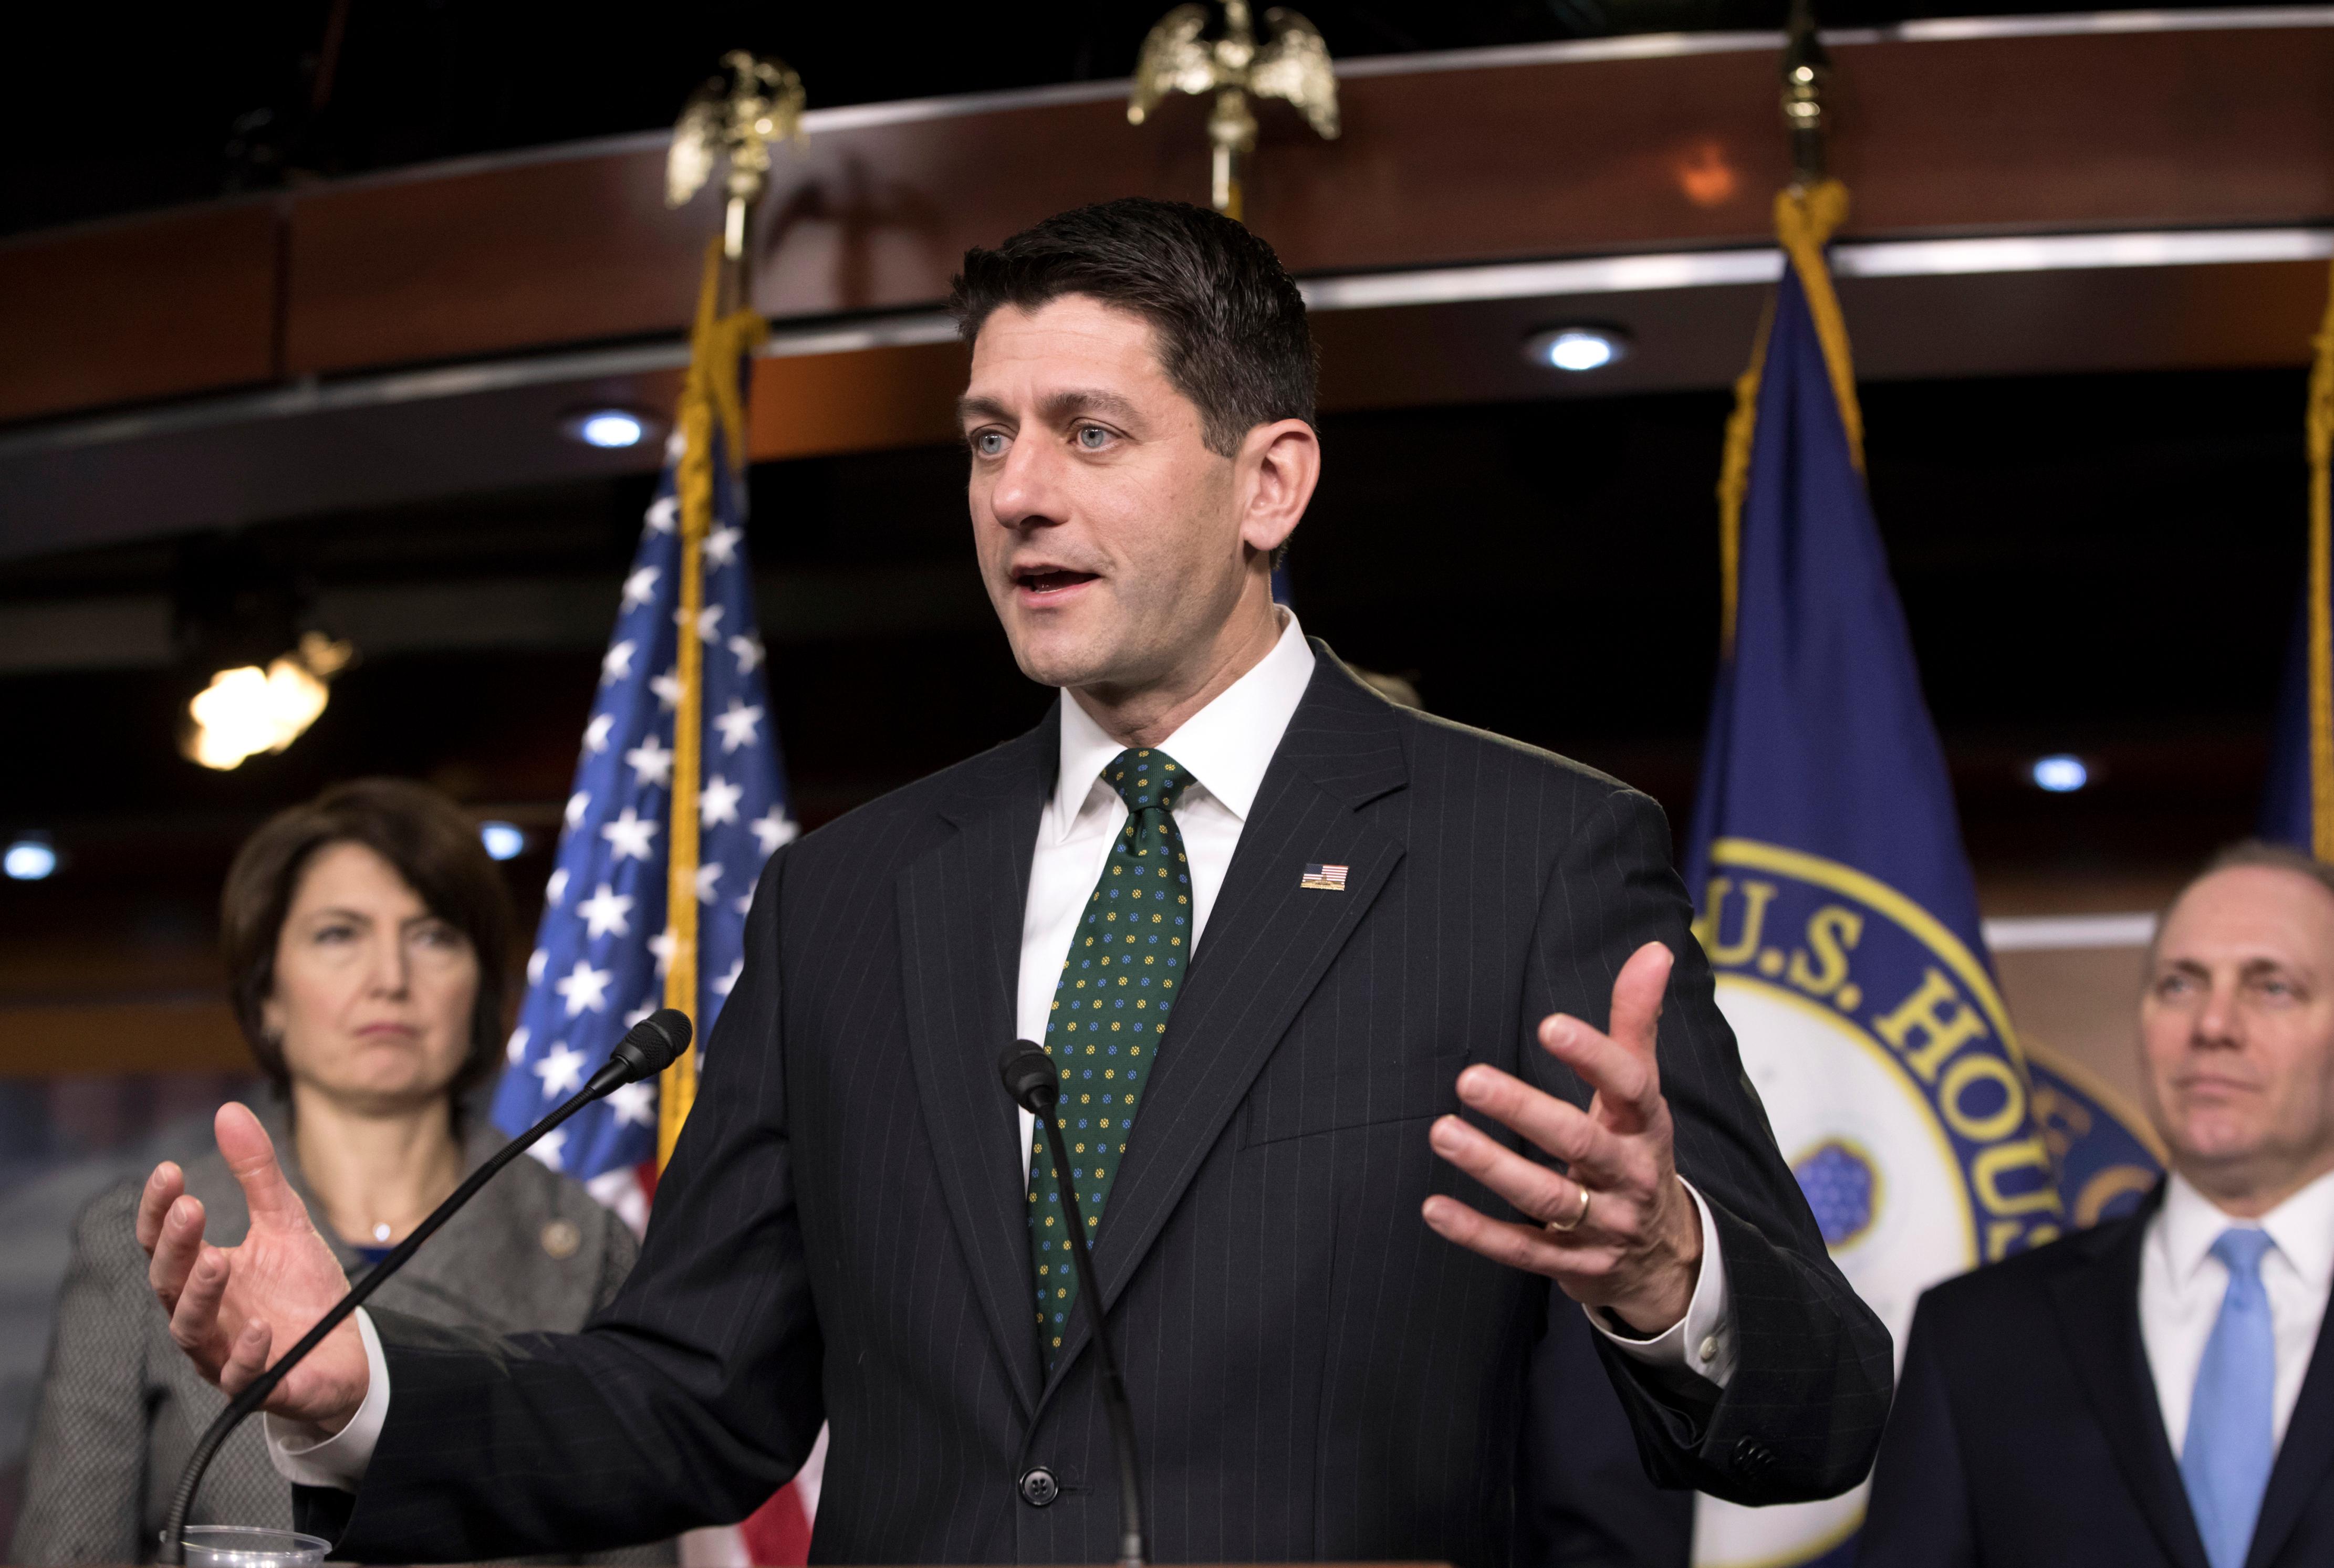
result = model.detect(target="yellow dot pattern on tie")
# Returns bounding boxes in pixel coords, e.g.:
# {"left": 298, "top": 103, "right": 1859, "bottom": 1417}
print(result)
{"left": 1028, "top": 748, "right": 1196, "bottom": 1367}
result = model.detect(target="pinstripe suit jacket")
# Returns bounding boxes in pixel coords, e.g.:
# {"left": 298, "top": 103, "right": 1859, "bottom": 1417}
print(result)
{"left": 311, "top": 645, "right": 1891, "bottom": 1565}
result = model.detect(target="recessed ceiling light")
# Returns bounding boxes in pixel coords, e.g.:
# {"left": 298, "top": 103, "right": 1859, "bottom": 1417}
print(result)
{"left": 1524, "top": 326, "right": 1632, "bottom": 373}
{"left": 4, "top": 837, "right": 57, "bottom": 880}
{"left": 480, "top": 821, "right": 527, "bottom": 861}
{"left": 559, "top": 407, "right": 661, "bottom": 450}
{"left": 2029, "top": 755, "right": 2090, "bottom": 793}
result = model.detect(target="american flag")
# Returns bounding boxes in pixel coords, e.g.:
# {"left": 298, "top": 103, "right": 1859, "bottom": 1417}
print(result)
{"left": 1300, "top": 862, "right": 1348, "bottom": 891}
{"left": 492, "top": 421, "right": 796, "bottom": 1221}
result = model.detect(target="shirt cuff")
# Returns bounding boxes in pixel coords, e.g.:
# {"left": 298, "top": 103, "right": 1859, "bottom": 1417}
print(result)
{"left": 262, "top": 1307, "right": 389, "bottom": 1490}
{"left": 1584, "top": 1178, "right": 1736, "bottom": 1389}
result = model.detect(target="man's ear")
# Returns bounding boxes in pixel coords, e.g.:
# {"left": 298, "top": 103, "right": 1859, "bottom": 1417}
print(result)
{"left": 1239, "top": 418, "right": 1320, "bottom": 560}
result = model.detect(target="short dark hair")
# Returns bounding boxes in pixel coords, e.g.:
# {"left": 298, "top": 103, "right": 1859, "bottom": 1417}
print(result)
{"left": 948, "top": 197, "right": 1318, "bottom": 458}
{"left": 2151, "top": 839, "right": 2334, "bottom": 966}
{"left": 222, "top": 778, "right": 513, "bottom": 1102}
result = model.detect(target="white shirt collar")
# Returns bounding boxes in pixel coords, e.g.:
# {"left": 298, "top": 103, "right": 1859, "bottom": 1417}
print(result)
{"left": 2161, "top": 1165, "right": 2334, "bottom": 1290}
{"left": 1049, "top": 609, "right": 1317, "bottom": 841}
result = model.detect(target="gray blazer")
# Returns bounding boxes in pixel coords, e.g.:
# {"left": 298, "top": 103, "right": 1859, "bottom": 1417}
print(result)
{"left": 8, "top": 1101, "right": 672, "bottom": 1566}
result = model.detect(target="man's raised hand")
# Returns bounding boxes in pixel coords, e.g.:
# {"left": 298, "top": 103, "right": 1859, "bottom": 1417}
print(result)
{"left": 1421, "top": 940, "right": 1704, "bottom": 1333}
{"left": 137, "top": 1103, "right": 370, "bottom": 1430}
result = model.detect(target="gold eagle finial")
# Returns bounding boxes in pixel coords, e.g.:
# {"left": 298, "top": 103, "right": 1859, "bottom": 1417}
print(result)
{"left": 1128, "top": 2, "right": 1338, "bottom": 219}
{"left": 668, "top": 50, "right": 808, "bottom": 259}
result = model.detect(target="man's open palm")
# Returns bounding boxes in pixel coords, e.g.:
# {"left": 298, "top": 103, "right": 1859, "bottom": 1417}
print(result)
{"left": 1421, "top": 940, "right": 1704, "bottom": 1333}
{"left": 137, "top": 1103, "right": 370, "bottom": 1430}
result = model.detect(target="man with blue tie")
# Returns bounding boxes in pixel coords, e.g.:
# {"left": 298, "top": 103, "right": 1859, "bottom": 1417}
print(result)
{"left": 1864, "top": 841, "right": 2334, "bottom": 1568}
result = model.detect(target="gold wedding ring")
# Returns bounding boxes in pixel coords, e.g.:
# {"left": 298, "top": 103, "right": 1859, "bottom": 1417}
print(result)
{"left": 1545, "top": 1185, "right": 1591, "bottom": 1234}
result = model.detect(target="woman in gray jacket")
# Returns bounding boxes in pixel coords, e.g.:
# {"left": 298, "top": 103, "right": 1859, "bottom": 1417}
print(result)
{"left": 11, "top": 779, "right": 667, "bottom": 1565}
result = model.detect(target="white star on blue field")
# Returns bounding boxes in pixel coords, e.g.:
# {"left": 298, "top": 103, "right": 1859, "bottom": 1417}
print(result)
{"left": 494, "top": 422, "right": 796, "bottom": 1183}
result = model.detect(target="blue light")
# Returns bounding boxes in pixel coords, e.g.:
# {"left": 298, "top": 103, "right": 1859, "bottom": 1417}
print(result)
{"left": 2030, "top": 755, "right": 2089, "bottom": 793}
{"left": 4, "top": 838, "right": 57, "bottom": 880}
{"left": 480, "top": 822, "right": 527, "bottom": 861}
{"left": 576, "top": 411, "right": 647, "bottom": 449}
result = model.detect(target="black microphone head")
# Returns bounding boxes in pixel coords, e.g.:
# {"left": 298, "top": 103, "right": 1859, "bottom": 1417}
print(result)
{"left": 609, "top": 1008, "right": 693, "bottom": 1083}
{"left": 998, "top": 1040, "right": 1058, "bottom": 1112}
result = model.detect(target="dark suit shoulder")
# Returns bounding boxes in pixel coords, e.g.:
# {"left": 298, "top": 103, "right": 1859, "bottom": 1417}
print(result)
{"left": 1915, "top": 1211, "right": 2148, "bottom": 1331}
{"left": 1395, "top": 703, "right": 1630, "bottom": 789}
{"left": 778, "top": 724, "right": 1048, "bottom": 868}
{"left": 1377, "top": 698, "right": 1665, "bottom": 849}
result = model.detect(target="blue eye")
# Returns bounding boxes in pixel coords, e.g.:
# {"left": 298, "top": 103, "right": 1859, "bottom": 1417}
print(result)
{"left": 973, "top": 431, "right": 1007, "bottom": 457}
{"left": 1076, "top": 425, "right": 1111, "bottom": 451}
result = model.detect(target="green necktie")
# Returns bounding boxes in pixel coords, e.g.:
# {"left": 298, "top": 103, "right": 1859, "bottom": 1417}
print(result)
{"left": 1029, "top": 746, "right": 1196, "bottom": 1369}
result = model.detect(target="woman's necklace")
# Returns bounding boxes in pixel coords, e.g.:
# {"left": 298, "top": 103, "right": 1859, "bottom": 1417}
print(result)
{"left": 342, "top": 1153, "right": 463, "bottom": 1247}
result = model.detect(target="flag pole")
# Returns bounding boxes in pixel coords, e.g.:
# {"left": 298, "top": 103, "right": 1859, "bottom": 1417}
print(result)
{"left": 659, "top": 245, "right": 720, "bottom": 1170}
{"left": 654, "top": 55, "right": 794, "bottom": 1169}
{"left": 1719, "top": 0, "right": 1860, "bottom": 654}
{"left": 2307, "top": 259, "right": 2334, "bottom": 860}
{"left": 659, "top": 244, "right": 770, "bottom": 1167}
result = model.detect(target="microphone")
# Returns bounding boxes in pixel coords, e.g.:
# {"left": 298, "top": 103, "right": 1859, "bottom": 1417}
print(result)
{"left": 157, "top": 1008, "right": 694, "bottom": 1565}
{"left": 998, "top": 1039, "right": 1146, "bottom": 1568}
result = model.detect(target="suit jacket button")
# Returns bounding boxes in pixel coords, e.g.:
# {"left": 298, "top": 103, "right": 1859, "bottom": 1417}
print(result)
{"left": 1018, "top": 1467, "right": 1059, "bottom": 1507}
{"left": 1731, "top": 1436, "right": 1774, "bottom": 1476}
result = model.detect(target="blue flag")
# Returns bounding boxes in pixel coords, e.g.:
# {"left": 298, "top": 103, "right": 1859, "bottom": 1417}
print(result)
{"left": 2264, "top": 598, "right": 2319, "bottom": 850}
{"left": 2024, "top": 1047, "right": 2161, "bottom": 1228}
{"left": 1681, "top": 184, "right": 2062, "bottom": 1568}
{"left": 493, "top": 393, "right": 796, "bottom": 1212}
{"left": 2268, "top": 275, "right": 2334, "bottom": 854}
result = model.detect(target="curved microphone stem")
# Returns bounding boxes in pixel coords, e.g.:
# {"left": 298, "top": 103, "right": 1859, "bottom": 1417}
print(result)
{"left": 1034, "top": 1097, "right": 1147, "bottom": 1567}
{"left": 158, "top": 1011, "right": 689, "bottom": 1565}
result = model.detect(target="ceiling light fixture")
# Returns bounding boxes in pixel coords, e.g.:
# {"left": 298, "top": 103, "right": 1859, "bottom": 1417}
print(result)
{"left": 559, "top": 407, "right": 662, "bottom": 450}
{"left": 184, "top": 631, "right": 356, "bottom": 771}
{"left": 2029, "top": 754, "right": 2090, "bottom": 793}
{"left": 1524, "top": 325, "right": 1631, "bottom": 373}
{"left": 4, "top": 837, "right": 57, "bottom": 881}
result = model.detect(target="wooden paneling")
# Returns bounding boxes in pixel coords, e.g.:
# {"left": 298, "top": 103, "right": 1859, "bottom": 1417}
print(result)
{"left": 0, "top": 202, "right": 279, "bottom": 424}
{"left": 0, "top": 1000, "right": 252, "bottom": 1078}
{"left": 283, "top": 148, "right": 706, "bottom": 375}
{"left": 7, "top": 24, "right": 2334, "bottom": 420}
{"left": 746, "top": 339, "right": 967, "bottom": 463}
{"left": 272, "top": 26, "right": 2334, "bottom": 380}
{"left": 1833, "top": 30, "right": 2334, "bottom": 235}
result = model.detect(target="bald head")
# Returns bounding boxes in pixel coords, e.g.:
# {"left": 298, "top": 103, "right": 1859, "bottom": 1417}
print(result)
{"left": 2139, "top": 854, "right": 2334, "bottom": 1215}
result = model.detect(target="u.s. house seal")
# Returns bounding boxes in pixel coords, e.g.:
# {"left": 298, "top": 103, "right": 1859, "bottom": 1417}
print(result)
{"left": 1688, "top": 839, "right": 2061, "bottom": 1568}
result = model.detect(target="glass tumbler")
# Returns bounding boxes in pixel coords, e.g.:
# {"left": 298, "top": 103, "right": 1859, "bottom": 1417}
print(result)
{"left": 166, "top": 1526, "right": 332, "bottom": 1568}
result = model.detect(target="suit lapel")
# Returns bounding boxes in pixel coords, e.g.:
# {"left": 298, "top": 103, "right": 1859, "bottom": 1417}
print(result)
{"left": 2246, "top": 1285, "right": 2334, "bottom": 1567}
{"left": 2047, "top": 1191, "right": 2211, "bottom": 1568}
{"left": 897, "top": 715, "right": 1055, "bottom": 1419}
{"left": 1041, "top": 651, "right": 1408, "bottom": 1400}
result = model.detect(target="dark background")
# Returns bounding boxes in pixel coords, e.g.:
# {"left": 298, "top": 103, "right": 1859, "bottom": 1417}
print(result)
{"left": 1, "top": 362, "right": 2299, "bottom": 998}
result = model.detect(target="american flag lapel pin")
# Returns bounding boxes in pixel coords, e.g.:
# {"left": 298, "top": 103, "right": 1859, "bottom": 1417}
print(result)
{"left": 1300, "top": 862, "right": 1349, "bottom": 891}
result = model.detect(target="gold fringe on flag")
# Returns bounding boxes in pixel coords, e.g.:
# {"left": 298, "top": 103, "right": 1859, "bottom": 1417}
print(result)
{"left": 2307, "top": 258, "right": 2334, "bottom": 861}
{"left": 659, "top": 239, "right": 769, "bottom": 1170}
{"left": 1717, "top": 179, "right": 1863, "bottom": 654}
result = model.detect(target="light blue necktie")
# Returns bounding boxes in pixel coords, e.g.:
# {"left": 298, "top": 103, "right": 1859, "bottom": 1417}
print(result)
{"left": 2182, "top": 1227, "right": 2278, "bottom": 1568}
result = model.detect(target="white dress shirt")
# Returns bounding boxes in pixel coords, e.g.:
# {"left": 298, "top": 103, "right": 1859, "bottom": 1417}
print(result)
{"left": 2142, "top": 1167, "right": 2334, "bottom": 1457}
{"left": 272, "top": 608, "right": 1732, "bottom": 1490}
{"left": 1014, "top": 608, "right": 1731, "bottom": 1384}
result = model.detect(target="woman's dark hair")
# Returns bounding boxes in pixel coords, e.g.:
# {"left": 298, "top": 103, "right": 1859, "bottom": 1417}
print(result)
{"left": 948, "top": 197, "right": 1319, "bottom": 458}
{"left": 221, "top": 778, "right": 513, "bottom": 1101}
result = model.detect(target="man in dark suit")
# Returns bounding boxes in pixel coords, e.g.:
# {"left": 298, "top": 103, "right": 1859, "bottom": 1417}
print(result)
{"left": 136, "top": 198, "right": 1890, "bottom": 1563}
{"left": 1864, "top": 842, "right": 2334, "bottom": 1568}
